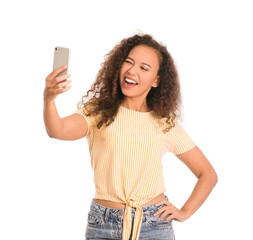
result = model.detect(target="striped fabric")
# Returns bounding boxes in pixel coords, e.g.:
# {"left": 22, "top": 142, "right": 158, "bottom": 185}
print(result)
{"left": 75, "top": 104, "right": 196, "bottom": 240}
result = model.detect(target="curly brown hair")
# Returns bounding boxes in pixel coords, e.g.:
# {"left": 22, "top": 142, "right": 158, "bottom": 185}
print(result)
{"left": 78, "top": 33, "right": 182, "bottom": 133}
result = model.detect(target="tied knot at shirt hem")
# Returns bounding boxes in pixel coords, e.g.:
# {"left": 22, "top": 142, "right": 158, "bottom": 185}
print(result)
{"left": 122, "top": 199, "right": 143, "bottom": 240}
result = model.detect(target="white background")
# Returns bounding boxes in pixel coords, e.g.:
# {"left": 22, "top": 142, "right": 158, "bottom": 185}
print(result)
{"left": 0, "top": 0, "right": 252, "bottom": 239}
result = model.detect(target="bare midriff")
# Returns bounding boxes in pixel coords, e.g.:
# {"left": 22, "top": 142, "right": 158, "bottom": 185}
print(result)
{"left": 93, "top": 193, "right": 165, "bottom": 209}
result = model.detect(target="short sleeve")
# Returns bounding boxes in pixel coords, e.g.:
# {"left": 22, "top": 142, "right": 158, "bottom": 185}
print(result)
{"left": 75, "top": 107, "right": 99, "bottom": 136}
{"left": 171, "top": 120, "right": 196, "bottom": 155}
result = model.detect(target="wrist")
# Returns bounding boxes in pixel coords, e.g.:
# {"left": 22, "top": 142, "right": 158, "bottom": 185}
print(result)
{"left": 43, "top": 97, "right": 55, "bottom": 105}
{"left": 179, "top": 208, "right": 192, "bottom": 221}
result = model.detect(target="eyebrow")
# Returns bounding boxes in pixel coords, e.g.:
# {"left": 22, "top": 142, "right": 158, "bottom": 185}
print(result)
{"left": 126, "top": 57, "right": 152, "bottom": 68}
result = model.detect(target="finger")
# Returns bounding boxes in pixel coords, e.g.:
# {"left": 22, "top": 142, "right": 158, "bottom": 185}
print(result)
{"left": 56, "top": 85, "right": 72, "bottom": 94}
{"left": 56, "top": 80, "right": 72, "bottom": 89}
{"left": 47, "top": 74, "right": 71, "bottom": 87}
{"left": 48, "top": 80, "right": 71, "bottom": 97}
{"left": 158, "top": 211, "right": 173, "bottom": 221}
{"left": 154, "top": 206, "right": 174, "bottom": 217}
{"left": 155, "top": 200, "right": 170, "bottom": 207}
{"left": 164, "top": 214, "right": 175, "bottom": 223}
{"left": 46, "top": 65, "right": 68, "bottom": 80}
{"left": 153, "top": 206, "right": 168, "bottom": 216}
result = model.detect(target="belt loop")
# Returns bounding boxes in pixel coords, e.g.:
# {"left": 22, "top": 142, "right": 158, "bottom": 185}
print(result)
{"left": 104, "top": 208, "right": 109, "bottom": 222}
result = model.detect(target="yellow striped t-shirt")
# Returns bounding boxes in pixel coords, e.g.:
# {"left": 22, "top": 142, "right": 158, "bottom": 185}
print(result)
{"left": 75, "top": 104, "right": 196, "bottom": 240}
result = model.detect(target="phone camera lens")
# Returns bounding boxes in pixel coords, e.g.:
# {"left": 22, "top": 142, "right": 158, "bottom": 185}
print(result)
{"left": 55, "top": 47, "right": 58, "bottom": 51}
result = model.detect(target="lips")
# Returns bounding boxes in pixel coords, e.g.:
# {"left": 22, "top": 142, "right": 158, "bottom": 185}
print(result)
{"left": 123, "top": 77, "right": 138, "bottom": 88}
{"left": 124, "top": 77, "right": 138, "bottom": 85}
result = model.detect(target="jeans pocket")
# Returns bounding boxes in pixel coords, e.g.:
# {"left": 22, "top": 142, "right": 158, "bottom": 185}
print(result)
{"left": 87, "top": 210, "right": 104, "bottom": 228}
{"left": 146, "top": 212, "right": 173, "bottom": 229}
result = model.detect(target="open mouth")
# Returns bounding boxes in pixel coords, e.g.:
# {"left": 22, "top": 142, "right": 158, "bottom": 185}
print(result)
{"left": 124, "top": 77, "right": 138, "bottom": 87}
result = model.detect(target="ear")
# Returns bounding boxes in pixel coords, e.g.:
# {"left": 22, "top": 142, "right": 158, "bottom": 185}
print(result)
{"left": 152, "top": 76, "right": 160, "bottom": 88}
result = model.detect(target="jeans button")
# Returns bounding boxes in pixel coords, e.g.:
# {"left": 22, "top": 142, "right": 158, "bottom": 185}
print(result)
{"left": 118, "top": 211, "right": 123, "bottom": 216}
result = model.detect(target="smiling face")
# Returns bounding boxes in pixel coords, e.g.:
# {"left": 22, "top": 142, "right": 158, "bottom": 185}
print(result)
{"left": 119, "top": 44, "right": 160, "bottom": 104}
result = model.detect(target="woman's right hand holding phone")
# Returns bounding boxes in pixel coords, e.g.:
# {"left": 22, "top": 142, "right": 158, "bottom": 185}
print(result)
{"left": 43, "top": 65, "right": 88, "bottom": 140}
{"left": 44, "top": 65, "right": 71, "bottom": 102}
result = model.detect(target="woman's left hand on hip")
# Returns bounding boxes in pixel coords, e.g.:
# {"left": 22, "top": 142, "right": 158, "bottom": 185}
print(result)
{"left": 153, "top": 200, "right": 188, "bottom": 222}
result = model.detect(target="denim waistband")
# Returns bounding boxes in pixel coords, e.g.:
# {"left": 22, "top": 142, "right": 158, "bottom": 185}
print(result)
{"left": 89, "top": 195, "right": 169, "bottom": 219}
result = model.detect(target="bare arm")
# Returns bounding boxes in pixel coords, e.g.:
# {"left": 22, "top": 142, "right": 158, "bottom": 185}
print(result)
{"left": 43, "top": 65, "right": 88, "bottom": 140}
{"left": 175, "top": 146, "right": 218, "bottom": 220}
{"left": 154, "top": 146, "right": 218, "bottom": 222}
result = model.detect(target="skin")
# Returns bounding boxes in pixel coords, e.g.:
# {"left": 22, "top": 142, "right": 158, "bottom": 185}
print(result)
{"left": 44, "top": 47, "right": 218, "bottom": 223}
{"left": 119, "top": 45, "right": 160, "bottom": 112}
{"left": 120, "top": 45, "right": 218, "bottom": 222}
{"left": 154, "top": 146, "right": 218, "bottom": 222}
{"left": 43, "top": 65, "right": 88, "bottom": 140}
{"left": 44, "top": 65, "right": 71, "bottom": 102}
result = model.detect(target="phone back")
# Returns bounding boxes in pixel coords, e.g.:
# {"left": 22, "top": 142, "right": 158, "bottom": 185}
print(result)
{"left": 53, "top": 46, "right": 69, "bottom": 76}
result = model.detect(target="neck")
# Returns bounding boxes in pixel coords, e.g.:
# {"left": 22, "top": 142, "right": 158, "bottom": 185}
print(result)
{"left": 121, "top": 99, "right": 151, "bottom": 112}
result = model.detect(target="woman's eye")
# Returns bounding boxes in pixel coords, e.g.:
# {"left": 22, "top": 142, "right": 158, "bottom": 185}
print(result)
{"left": 141, "top": 67, "right": 148, "bottom": 71}
{"left": 125, "top": 60, "right": 132, "bottom": 64}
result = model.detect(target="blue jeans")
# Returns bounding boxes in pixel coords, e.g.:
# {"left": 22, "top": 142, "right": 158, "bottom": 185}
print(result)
{"left": 85, "top": 195, "right": 175, "bottom": 240}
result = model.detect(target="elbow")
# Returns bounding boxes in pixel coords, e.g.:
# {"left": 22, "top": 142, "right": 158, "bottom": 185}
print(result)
{"left": 46, "top": 129, "right": 56, "bottom": 139}
{"left": 47, "top": 131, "right": 54, "bottom": 138}
{"left": 213, "top": 170, "right": 218, "bottom": 186}
{"left": 48, "top": 133, "right": 54, "bottom": 138}
{"left": 46, "top": 129, "right": 64, "bottom": 140}
{"left": 199, "top": 168, "right": 218, "bottom": 187}
{"left": 207, "top": 169, "right": 218, "bottom": 187}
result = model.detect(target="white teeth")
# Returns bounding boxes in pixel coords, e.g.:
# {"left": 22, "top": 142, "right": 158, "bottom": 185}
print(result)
{"left": 125, "top": 78, "right": 138, "bottom": 85}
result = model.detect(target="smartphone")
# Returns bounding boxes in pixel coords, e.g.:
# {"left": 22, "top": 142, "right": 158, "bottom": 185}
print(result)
{"left": 53, "top": 46, "right": 69, "bottom": 76}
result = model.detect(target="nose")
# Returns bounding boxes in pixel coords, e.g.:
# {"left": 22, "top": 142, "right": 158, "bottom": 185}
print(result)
{"left": 127, "top": 64, "right": 138, "bottom": 76}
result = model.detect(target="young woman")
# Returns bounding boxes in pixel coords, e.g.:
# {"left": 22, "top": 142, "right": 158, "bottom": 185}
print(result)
{"left": 43, "top": 33, "right": 218, "bottom": 240}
